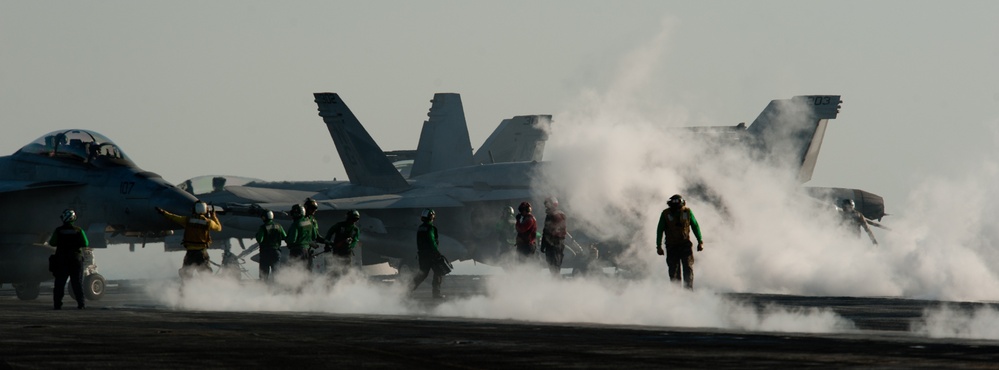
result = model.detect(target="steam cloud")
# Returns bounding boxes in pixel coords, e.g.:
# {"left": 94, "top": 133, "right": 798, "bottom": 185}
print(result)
{"left": 123, "top": 21, "right": 999, "bottom": 339}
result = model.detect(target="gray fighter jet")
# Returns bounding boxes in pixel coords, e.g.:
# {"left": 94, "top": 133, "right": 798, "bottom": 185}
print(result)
{"left": 673, "top": 96, "right": 886, "bottom": 221}
{"left": 0, "top": 129, "right": 198, "bottom": 300}
{"left": 251, "top": 94, "right": 877, "bottom": 268}
{"left": 153, "top": 94, "right": 551, "bottom": 269}
{"left": 170, "top": 93, "right": 884, "bottom": 274}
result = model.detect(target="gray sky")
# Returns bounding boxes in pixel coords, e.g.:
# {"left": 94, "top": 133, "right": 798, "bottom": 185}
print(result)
{"left": 3, "top": 0, "right": 998, "bottom": 217}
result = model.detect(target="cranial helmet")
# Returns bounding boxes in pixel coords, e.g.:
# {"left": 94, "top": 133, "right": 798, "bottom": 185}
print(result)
{"left": 518, "top": 201, "right": 532, "bottom": 213}
{"left": 667, "top": 194, "right": 685, "bottom": 208}
{"left": 504, "top": 206, "right": 515, "bottom": 217}
{"left": 421, "top": 209, "right": 436, "bottom": 219}
{"left": 841, "top": 199, "right": 855, "bottom": 209}
{"left": 261, "top": 210, "right": 274, "bottom": 221}
{"left": 544, "top": 196, "right": 558, "bottom": 209}
{"left": 304, "top": 198, "right": 318, "bottom": 214}
{"left": 194, "top": 201, "right": 209, "bottom": 215}
{"left": 290, "top": 204, "right": 304, "bottom": 218}
{"left": 347, "top": 209, "right": 360, "bottom": 220}
{"left": 61, "top": 209, "right": 77, "bottom": 224}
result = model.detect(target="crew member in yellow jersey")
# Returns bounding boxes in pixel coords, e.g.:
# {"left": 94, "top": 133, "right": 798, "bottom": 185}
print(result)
{"left": 156, "top": 201, "right": 222, "bottom": 279}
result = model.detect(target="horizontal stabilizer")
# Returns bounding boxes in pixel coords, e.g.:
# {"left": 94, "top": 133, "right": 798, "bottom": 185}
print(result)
{"left": 314, "top": 93, "right": 410, "bottom": 192}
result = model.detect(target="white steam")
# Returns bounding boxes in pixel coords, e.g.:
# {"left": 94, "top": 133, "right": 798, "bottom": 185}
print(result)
{"left": 433, "top": 266, "right": 853, "bottom": 333}
{"left": 912, "top": 305, "right": 999, "bottom": 340}
{"left": 127, "top": 21, "right": 999, "bottom": 340}
{"left": 539, "top": 20, "right": 999, "bottom": 305}
{"left": 146, "top": 264, "right": 854, "bottom": 334}
{"left": 151, "top": 268, "right": 412, "bottom": 315}
{"left": 540, "top": 25, "right": 902, "bottom": 297}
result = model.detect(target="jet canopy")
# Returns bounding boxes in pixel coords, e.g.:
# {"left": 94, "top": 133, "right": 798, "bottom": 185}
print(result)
{"left": 178, "top": 175, "right": 263, "bottom": 196}
{"left": 16, "top": 129, "right": 135, "bottom": 166}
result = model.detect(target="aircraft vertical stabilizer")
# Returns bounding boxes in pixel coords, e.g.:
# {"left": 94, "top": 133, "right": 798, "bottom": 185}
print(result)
{"left": 473, "top": 115, "right": 552, "bottom": 164}
{"left": 409, "top": 93, "right": 474, "bottom": 177}
{"left": 314, "top": 93, "right": 410, "bottom": 192}
{"left": 746, "top": 95, "right": 841, "bottom": 183}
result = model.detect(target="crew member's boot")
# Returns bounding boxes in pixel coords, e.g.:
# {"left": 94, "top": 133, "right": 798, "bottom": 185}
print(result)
{"left": 431, "top": 273, "right": 444, "bottom": 299}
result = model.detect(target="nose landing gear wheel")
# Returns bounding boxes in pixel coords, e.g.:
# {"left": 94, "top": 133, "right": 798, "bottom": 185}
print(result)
{"left": 69, "top": 273, "right": 106, "bottom": 301}
{"left": 84, "top": 273, "right": 106, "bottom": 301}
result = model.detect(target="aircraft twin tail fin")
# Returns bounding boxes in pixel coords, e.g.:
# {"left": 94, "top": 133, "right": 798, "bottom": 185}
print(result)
{"left": 314, "top": 93, "right": 410, "bottom": 192}
{"left": 746, "top": 95, "right": 841, "bottom": 183}
{"left": 409, "top": 93, "right": 474, "bottom": 178}
{"left": 472, "top": 115, "right": 552, "bottom": 164}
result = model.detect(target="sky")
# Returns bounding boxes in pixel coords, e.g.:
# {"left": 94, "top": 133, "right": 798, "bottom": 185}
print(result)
{"left": 4, "top": 1, "right": 999, "bottom": 338}
{"left": 3, "top": 0, "right": 997, "bottom": 210}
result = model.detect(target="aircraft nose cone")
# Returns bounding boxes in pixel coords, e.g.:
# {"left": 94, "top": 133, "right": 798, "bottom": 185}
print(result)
{"left": 152, "top": 186, "right": 199, "bottom": 216}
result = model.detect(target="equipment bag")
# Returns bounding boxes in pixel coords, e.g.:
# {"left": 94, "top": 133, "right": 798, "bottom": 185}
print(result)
{"left": 432, "top": 254, "right": 453, "bottom": 276}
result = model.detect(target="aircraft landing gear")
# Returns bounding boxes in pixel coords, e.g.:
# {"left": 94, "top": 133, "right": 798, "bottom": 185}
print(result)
{"left": 13, "top": 282, "right": 40, "bottom": 300}
{"left": 68, "top": 273, "right": 106, "bottom": 301}
{"left": 83, "top": 273, "right": 106, "bottom": 300}
{"left": 69, "top": 248, "right": 106, "bottom": 301}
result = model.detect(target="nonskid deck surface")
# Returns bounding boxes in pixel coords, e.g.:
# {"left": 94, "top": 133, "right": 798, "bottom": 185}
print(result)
{"left": 2, "top": 276, "right": 997, "bottom": 369}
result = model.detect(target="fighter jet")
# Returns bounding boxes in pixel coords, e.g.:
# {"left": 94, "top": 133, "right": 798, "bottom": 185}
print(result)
{"left": 672, "top": 95, "right": 886, "bottom": 221}
{"left": 172, "top": 93, "right": 885, "bottom": 274}
{"left": 153, "top": 93, "right": 551, "bottom": 269}
{"left": 265, "top": 94, "right": 879, "bottom": 269}
{"left": 0, "top": 129, "right": 198, "bottom": 300}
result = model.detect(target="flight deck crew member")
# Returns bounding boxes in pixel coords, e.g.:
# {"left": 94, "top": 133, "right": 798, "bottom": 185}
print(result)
{"left": 255, "top": 210, "right": 286, "bottom": 281}
{"left": 515, "top": 201, "right": 538, "bottom": 260}
{"left": 655, "top": 194, "right": 703, "bottom": 290}
{"left": 324, "top": 209, "right": 361, "bottom": 277}
{"left": 412, "top": 209, "right": 445, "bottom": 299}
{"left": 49, "top": 209, "right": 88, "bottom": 310}
{"left": 303, "top": 198, "right": 323, "bottom": 243}
{"left": 839, "top": 199, "right": 878, "bottom": 245}
{"left": 540, "top": 197, "right": 568, "bottom": 276}
{"left": 492, "top": 206, "right": 517, "bottom": 261}
{"left": 285, "top": 204, "right": 316, "bottom": 269}
{"left": 303, "top": 198, "right": 327, "bottom": 267}
{"left": 157, "top": 202, "right": 222, "bottom": 279}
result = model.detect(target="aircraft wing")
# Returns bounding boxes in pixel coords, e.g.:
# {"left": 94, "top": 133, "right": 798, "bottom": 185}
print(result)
{"left": 0, "top": 180, "right": 84, "bottom": 194}
{"left": 255, "top": 193, "right": 465, "bottom": 213}
{"left": 222, "top": 186, "right": 319, "bottom": 204}
{"left": 321, "top": 194, "right": 465, "bottom": 210}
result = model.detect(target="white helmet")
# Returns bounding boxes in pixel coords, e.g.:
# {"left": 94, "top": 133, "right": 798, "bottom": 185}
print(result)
{"left": 61, "top": 209, "right": 77, "bottom": 223}
{"left": 193, "top": 202, "right": 209, "bottom": 215}
{"left": 421, "top": 208, "right": 436, "bottom": 219}
{"left": 262, "top": 210, "right": 274, "bottom": 221}
{"left": 544, "top": 196, "right": 558, "bottom": 209}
